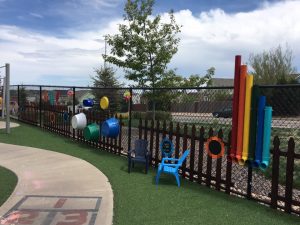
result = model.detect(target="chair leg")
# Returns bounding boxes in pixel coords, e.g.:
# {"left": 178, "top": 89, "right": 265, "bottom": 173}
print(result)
{"left": 128, "top": 158, "right": 131, "bottom": 173}
{"left": 145, "top": 159, "right": 149, "bottom": 174}
{"left": 156, "top": 170, "right": 162, "bottom": 185}
{"left": 132, "top": 161, "right": 135, "bottom": 168}
{"left": 175, "top": 173, "right": 180, "bottom": 187}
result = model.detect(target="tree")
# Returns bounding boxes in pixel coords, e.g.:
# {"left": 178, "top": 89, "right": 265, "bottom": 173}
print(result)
{"left": 91, "top": 66, "right": 122, "bottom": 113}
{"left": 249, "top": 45, "right": 297, "bottom": 85}
{"left": 105, "top": 0, "right": 181, "bottom": 88}
{"left": 249, "top": 45, "right": 300, "bottom": 116}
{"left": 143, "top": 68, "right": 215, "bottom": 112}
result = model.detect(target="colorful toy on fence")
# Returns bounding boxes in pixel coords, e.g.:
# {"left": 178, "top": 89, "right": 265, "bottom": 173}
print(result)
{"left": 49, "top": 91, "right": 55, "bottom": 105}
{"left": 236, "top": 65, "right": 247, "bottom": 162}
{"left": 205, "top": 136, "right": 225, "bottom": 159}
{"left": 115, "top": 112, "right": 129, "bottom": 119}
{"left": 67, "top": 89, "right": 74, "bottom": 96}
{"left": 42, "top": 90, "right": 49, "bottom": 102}
{"left": 230, "top": 55, "right": 241, "bottom": 160}
{"left": 84, "top": 123, "right": 100, "bottom": 141}
{"left": 101, "top": 118, "right": 120, "bottom": 138}
{"left": 240, "top": 74, "right": 254, "bottom": 165}
{"left": 261, "top": 106, "right": 272, "bottom": 170}
{"left": 83, "top": 98, "right": 94, "bottom": 107}
{"left": 63, "top": 112, "right": 69, "bottom": 122}
{"left": 229, "top": 55, "right": 272, "bottom": 170}
{"left": 247, "top": 85, "right": 260, "bottom": 164}
{"left": 55, "top": 90, "right": 60, "bottom": 104}
{"left": 160, "top": 138, "right": 174, "bottom": 158}
{"left": 50, "top": 112, "right": 55, "bottom": 123}
{"left": 253, "top": 96, "right": 266, "bottom": 167}
{"left": 71, "top": 113, "right": 87, "bottom": 130}
{"left": 100, "top": 96, "right": 109, "bottom": 110}
{"left": 123, "top": 91, "right": 131, "bottom": 103}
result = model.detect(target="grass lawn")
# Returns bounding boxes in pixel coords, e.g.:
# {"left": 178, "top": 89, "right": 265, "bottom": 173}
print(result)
{"left": 0, "top": 166, "right": 17, "bottom": 207}
{"left": 0, "top": 122, "right": 299, "bottom": 225}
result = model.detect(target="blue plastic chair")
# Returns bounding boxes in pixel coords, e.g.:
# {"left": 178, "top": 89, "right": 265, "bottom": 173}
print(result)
{"left": 156, "top": 150, "right": 190, "bottom": 187}
{"left": 128, "top": 139, "right": 149, "bottom": 174}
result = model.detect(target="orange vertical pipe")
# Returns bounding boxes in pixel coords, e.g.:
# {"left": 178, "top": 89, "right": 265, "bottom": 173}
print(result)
{"left": 235, "top": 65, "right": 247, "bottom": 162}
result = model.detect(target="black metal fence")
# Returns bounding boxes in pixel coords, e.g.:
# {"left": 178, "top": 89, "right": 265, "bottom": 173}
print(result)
{"left": 8, "top": 84, "right": 300, "bottom": 216}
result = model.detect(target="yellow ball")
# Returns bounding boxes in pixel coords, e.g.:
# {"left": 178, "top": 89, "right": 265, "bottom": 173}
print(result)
{"left": 100, "top": 96, "right": 109, "bottom": 110}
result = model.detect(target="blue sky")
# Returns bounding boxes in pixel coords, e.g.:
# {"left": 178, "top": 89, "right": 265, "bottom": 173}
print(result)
{"left": 0, "top": 0, "right": 299, "bottom": 86}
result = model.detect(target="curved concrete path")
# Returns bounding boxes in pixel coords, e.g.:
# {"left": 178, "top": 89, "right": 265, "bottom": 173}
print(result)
{"left": 0, "top": 121, "right": 19, "bottom": 129}
{"left": 0, "top": 143, "right": 113, "bottom": 225}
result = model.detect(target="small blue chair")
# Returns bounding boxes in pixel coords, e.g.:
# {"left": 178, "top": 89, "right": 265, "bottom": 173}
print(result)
{"left": 128, "top": 139, "right": 149, "bottom": 174}
{"left": 156, "top": 150, "right": 190, "bottom": 187}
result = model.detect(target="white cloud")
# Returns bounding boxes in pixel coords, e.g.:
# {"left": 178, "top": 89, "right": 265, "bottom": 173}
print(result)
{"left": 0, "top": 0, "right": 299, "bottom": 86}
{"left": 168, "top": 0, "right": 300, "bottom": 77}
{"left": 29, "top": 13, "right": 44, "bottom": 19}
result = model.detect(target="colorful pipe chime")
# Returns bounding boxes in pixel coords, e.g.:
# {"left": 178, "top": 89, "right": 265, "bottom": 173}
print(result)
{"left": 230, "top": 55, "right": 272, "bottom": 171}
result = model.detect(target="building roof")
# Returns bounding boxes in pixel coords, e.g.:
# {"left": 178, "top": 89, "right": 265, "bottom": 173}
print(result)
{"left": 210, "top": 78, "right": 234, "bottom": 87}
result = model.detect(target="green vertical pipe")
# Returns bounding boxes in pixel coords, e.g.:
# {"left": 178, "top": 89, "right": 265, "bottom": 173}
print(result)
{"left": 260, "top": 106, "right": 272, "bottom": 171}
{"left": 247, "top": 85, "right": 260, "bottom": 164}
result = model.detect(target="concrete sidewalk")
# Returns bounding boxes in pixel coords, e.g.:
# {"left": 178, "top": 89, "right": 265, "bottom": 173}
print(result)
{"left": 0, "top": 143, "right": 113, "bottom": 225}
{"left": 0, "top": 121, "right": 19, "bottom": 129}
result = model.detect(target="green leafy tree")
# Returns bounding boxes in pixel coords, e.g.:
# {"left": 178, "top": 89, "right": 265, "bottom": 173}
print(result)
{"left": 249, "top": 45, "right": 297, "bottom": 85}
{"left": 105, "top": 0, "right": 181, "bottom": 88}
{"left": 91, "top": 66, "right": 122, "bottom": 113}
{"left": 249, "top": 45, "right": 300, "bottom": 116}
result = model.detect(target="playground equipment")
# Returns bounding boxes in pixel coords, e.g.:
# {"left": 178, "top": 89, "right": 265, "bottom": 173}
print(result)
{"left": 160, "top": 138, "right": 174, "bottom": 158}
{"left": 254, "top": 96, "right": 266, "bottom": 167}
{"left": 0, "top": 63, "right": 10, "bottom": 134}
{"left": 236, "top": 65, "right": 247, "bottom": 162}
{"left": 83, "top": 123, "right": 100, "bottom": 141}
{"left": 230, "top": 55, "right": 241, "bottom": 160}
{"left": 101, "top": 118, "right": 120, "bottom": 138}
{"left": 115, "top": 112, "right": 129, "bottom": 119}
{"left": 240, "top": 75, "right": 254, "bottom": 165}
{"left": 71, "top": 113, "right": 87, "bottom": 129}
{"left": 83, "top": 98, "right": 94, "bottom": 107}
{"left": 100, "top": 96, "right": 109, "bottom": 110}
{"left": 261, "top": 106, "right": 272, "bottom": 170}
{"left": 205, "top": 136, "right": 225, "bottom": 159}
{"left": 228, "top": 55, "right": 272, "bottom": 170}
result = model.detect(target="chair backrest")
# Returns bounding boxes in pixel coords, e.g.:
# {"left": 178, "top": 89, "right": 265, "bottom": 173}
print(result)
{"left": 178, "top": 150, "right": 190, "bottom": 165}
{"left": 134, "top": 139, "right": 148, "bottom": 157}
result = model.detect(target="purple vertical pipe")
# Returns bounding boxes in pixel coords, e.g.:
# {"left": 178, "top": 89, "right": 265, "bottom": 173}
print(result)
{"left": 230, "top": 55, "right": 241, "bottom": 160}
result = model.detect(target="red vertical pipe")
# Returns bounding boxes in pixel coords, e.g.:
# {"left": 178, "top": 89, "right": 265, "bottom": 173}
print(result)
{"left": 235, "top": 65, "right": 247, "bottom": 161}
{"left": 230, "top": 55, "right": 241, "bottom": 160}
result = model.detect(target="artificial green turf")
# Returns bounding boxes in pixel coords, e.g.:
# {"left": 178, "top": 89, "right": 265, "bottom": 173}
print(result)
{"left": 0, "top": 123, "right": 299, "bottom": 225}
{"left": 0, "top": 166, "right": 18, "bottom": 206}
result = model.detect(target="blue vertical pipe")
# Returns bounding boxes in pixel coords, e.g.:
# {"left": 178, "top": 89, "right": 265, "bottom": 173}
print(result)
{"left": 253, "top": 96, "right": 266, "bottom": 167}
{"left": 260, "top": 106, "right": 272, "bottom": 170}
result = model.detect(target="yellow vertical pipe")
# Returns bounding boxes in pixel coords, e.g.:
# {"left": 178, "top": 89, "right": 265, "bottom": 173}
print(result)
{"left": 239, "top": 75, "right": 253, "bottom": 165}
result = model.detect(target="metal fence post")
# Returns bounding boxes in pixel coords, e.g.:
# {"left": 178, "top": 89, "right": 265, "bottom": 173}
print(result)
{"left": 17, "top": 85, "right": 20, "bottom": 121}
{"left": 5, "top": 63, "right": 10, "bottom": 134}
{"left": 247, "top": 166, "right": 253, "bottom": 199}
{"left": 72, "top": 87, "right": 76, "bottom": 139}
{"left": 127, "top": 88, "right": 133, "bottom": 172}
{"left": 39, "top": 86, "right": 42, "bottom": 127}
